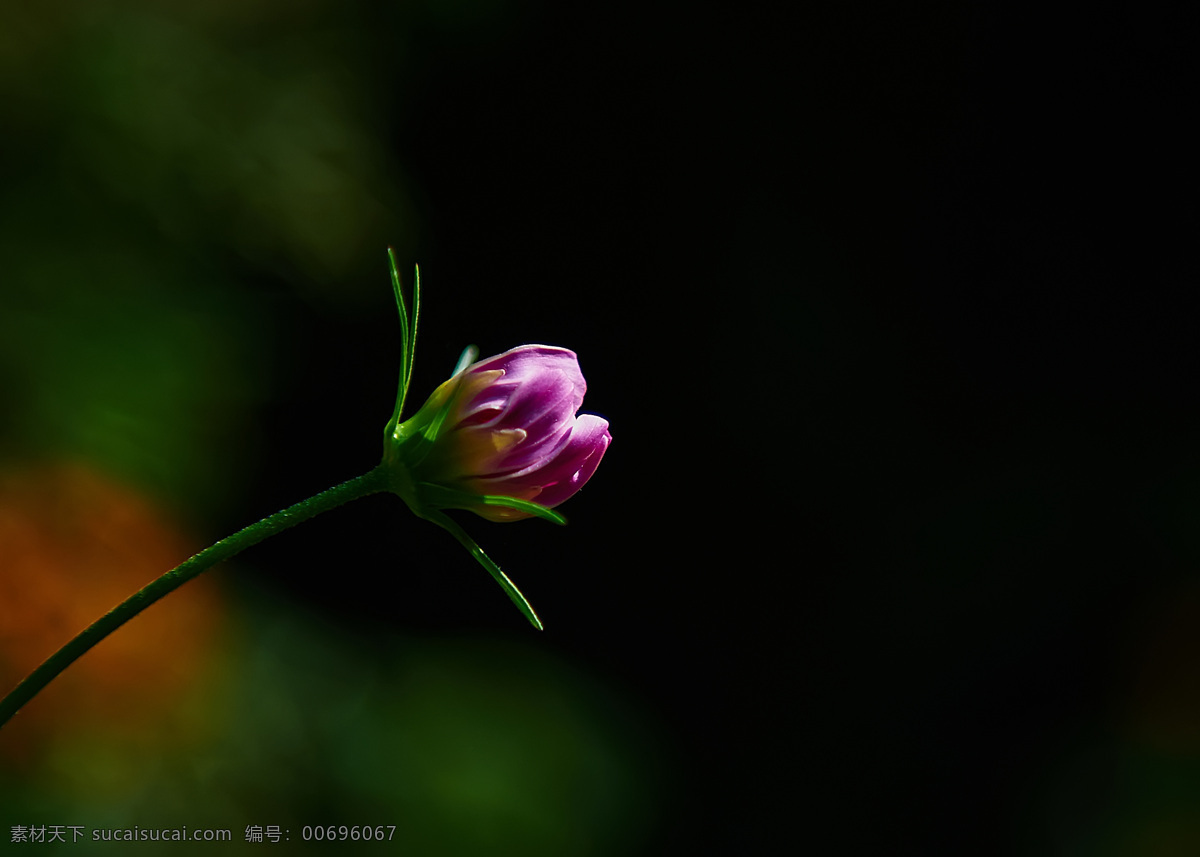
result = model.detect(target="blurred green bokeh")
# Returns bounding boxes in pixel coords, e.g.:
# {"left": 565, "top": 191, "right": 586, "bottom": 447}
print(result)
{"left": 1, "top": 0, "right": 414, "bottom": 509}
{"left": 0, "top": 2, "right": 661, "bottom": 853}
{"left": 2, "top": 595, "right": 659, "bottom": 855}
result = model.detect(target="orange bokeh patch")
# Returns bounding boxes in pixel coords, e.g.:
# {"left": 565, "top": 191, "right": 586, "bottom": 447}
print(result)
{"left": 0, "top": 463, "right": 222, "bottom": 763}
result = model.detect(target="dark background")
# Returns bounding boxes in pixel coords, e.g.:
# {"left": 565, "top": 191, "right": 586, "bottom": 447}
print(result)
{"left": 2, "top": 0, "right": 1197, "bottom": 853}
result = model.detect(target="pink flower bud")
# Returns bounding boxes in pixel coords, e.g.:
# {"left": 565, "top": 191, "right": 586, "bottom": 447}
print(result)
{"left": 390, "top": 345, "right": 611, "bottom": 521}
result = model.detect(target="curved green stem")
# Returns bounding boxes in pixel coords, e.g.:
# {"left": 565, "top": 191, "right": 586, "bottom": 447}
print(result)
{"left": 0, "top": 466, "right": 390, "bottom": 731}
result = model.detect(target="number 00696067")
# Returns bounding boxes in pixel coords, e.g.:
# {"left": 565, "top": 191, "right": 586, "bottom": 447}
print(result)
{"left": 301, "top": 826, "right": 397, "bottom": 842}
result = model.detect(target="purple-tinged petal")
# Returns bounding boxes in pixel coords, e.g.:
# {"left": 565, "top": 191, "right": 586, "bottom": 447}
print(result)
{"left": 527, "top": 416, "right": 611, "bottom": 508}
{"left": 473, "top": 414, "right": 611, "bottom": 510}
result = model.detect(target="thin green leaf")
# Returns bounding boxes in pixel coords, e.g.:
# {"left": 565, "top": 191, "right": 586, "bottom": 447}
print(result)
{"left": 425, "top": 510, "right": 544, "bottom": 630}
{"left": 407, "top": 264, "right": 420, "bottom": 407}
{"left": 388, "top": 248, "right": 411, "bottom": 424}
{"left": 476, "top": 494, "right": 568, "bottom": 525}
{"left": 418, "top": 483, "right": 568, "bottom": 525}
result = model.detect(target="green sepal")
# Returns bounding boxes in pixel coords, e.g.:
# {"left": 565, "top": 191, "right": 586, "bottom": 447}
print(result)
{"left": 422, "top": 509, "right": 544, "bottom": 630}
{"left": 452, "top": 344, "right": 478, "bottom": 377}
{"left": 382, "top": 356, "right": 470, "bottom": 476}
{"left": 475, "top": 494, "right": 567, "bottom": 525}
{"left": 418, "top": 482, "right": 568, "bottom": 525}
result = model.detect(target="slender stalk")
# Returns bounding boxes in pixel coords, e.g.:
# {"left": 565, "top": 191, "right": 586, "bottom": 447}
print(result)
{"left": 0, "top": 466, "right": 390, "bottom": 730}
